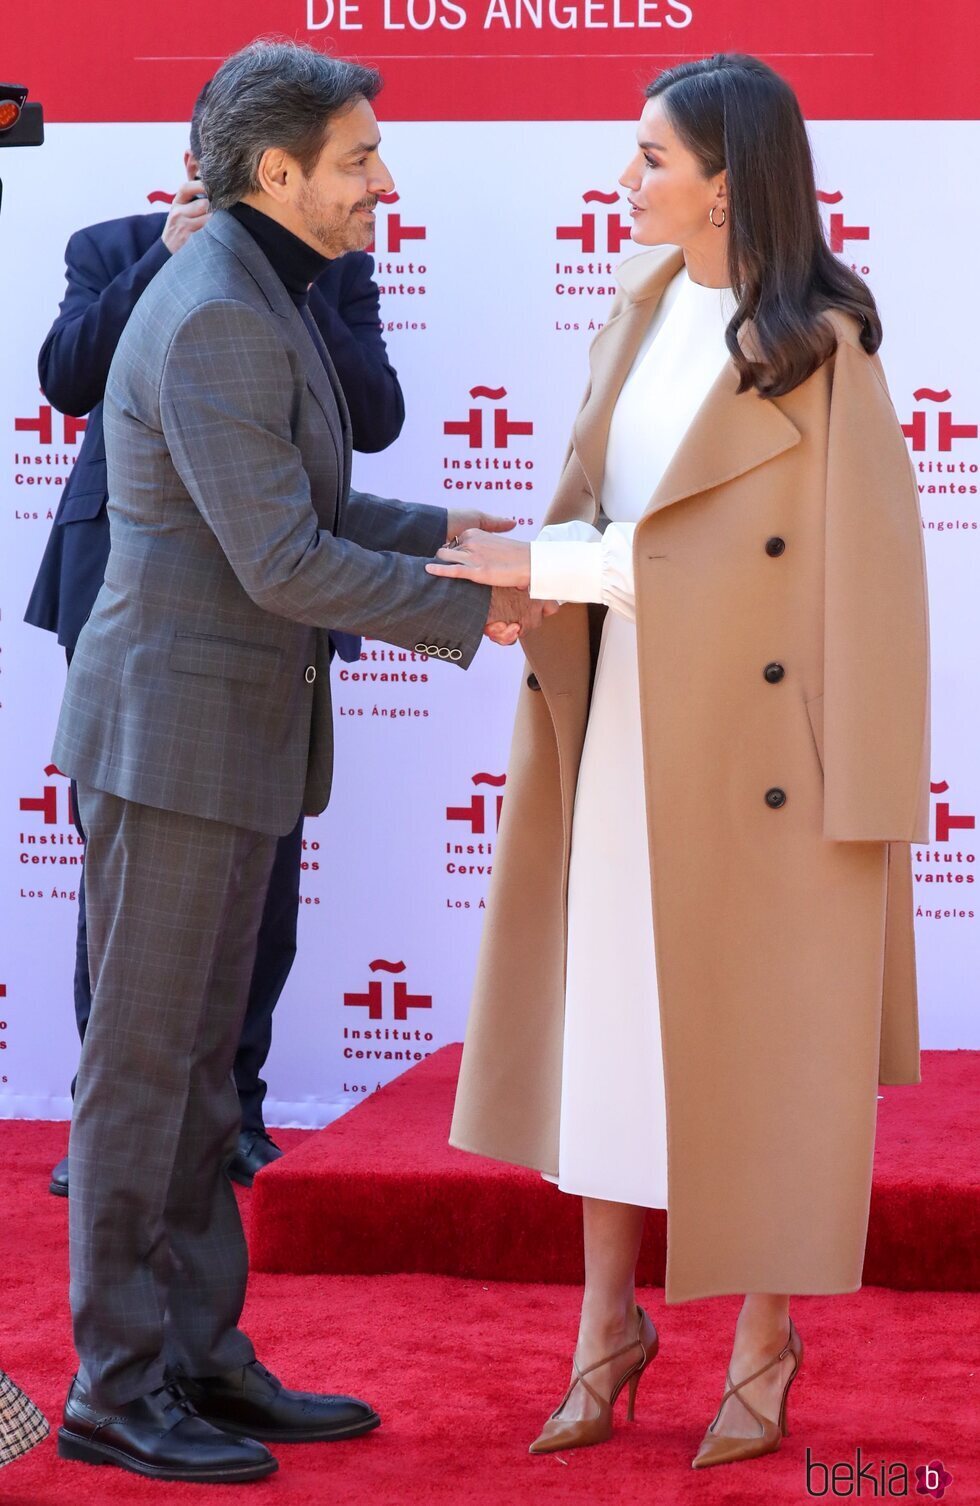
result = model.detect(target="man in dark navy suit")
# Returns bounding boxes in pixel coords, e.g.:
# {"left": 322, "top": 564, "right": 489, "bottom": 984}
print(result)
{"left": 26, "top": 87, "right": 406, "bottom": 1194}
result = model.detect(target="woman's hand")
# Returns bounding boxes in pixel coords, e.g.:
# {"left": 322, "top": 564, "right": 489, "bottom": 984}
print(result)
{"left": 426, "top": 529, "right": 531, "bottom": 588}
{"left": 445, "top": 510, "right": 517, "bottom": 544}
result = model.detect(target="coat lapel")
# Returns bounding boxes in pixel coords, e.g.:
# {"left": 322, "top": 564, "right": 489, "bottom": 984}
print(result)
{"left": 573, "top": 246, "right": 801, "bottom": 523}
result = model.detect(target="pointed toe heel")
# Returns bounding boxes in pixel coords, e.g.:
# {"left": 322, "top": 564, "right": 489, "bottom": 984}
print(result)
{"left": 691, "top": 1317, "right": 803, "bottom": 1470}
{"left": 529, "top": 1304, "right": 659, "bottom": 1456}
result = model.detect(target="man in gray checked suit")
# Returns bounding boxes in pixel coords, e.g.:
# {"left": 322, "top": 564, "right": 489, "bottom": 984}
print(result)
{"left": 51, "top": 41, "right": 543, "bottom": 1486}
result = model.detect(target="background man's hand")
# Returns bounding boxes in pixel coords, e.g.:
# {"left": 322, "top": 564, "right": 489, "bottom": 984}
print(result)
{"left": 162, "top": 181, "right": 211, "bottom": 255}
{"left": 445, "top": 510, "right": 516, "bottom": 544}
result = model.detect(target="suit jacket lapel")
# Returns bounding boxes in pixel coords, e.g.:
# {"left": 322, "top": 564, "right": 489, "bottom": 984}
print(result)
{"left": 295, "top": 305, "right": 353, "bottom": 505}
{"left": 573, "top": 245, "right": 801, "bottom": 523}
{"left": 204, "top": 212, "right": 350, "bottom": 498}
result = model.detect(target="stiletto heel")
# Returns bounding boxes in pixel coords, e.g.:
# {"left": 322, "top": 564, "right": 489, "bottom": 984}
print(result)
{"left": 529, "top": 1305, "right": 659, "bottom": 1455}
{"left": 691, "top": 1317, "right": 803, "bottom": 1470}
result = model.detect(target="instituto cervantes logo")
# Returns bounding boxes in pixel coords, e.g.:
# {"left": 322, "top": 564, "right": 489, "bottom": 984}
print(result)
{"left": 447, "top": 771, "right": 504, "bottom": 837}
{"left": 368, "top": 190, "right": 426, "bottom": 257}
{"left": 442, "top": 385, "right": 535, "bottom": 508}
{"left": 445, "top": 773, "right": 503, "bottom": 909}
{"left": 15, "top": 404, "right": 87, "bottom": 448}
{"left": 344, "top": 958, "right": 432, "bottom": 1022}
{"left": 19, "top": 764, "right": 76, "bottom": 828}
{"left": 368, "top": 192, "right": 428, "bottom": 332}
{"left": 444, "top": 386, "right": 532, "bottom": 451}
{"left": 904, "top": 388, "right": 978, "bottom": 532}
{"left": 903, "top": 389, "right": 977, "bottom": 456}
{"left": 915, "top": 778, "right": 976, "bottom": 924}
{"left": 13, "top": 395, "right": 86, "bottom": 506}
{"left": 557, "top": 189, "right": 632, "bottom": 257}
{"left": 816, "top": 188, "right": 870, "bottom": 271}
{"left": 554, "top": 190, "right": 628, "bottom": 321}
{"left": 341, "top": 959, "right": 435, "bottom": 1073}
{"left": 17, "top": 766, "right": 83, "bottom": 901}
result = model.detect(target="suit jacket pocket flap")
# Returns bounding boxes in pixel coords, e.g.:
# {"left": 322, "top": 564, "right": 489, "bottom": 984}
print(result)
{"left": 169, "top": 632, "right": 282, "bottom": 685}
{"left": 805, "top": 693, "right": 825, "bottom": 772}
{"left": 57, "top": 489, "right": 107, "bottom": 524}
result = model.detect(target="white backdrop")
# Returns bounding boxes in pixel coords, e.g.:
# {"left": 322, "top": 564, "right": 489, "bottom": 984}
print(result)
{"left": 1, "top": 119, "right": 977, "bottom": 1124}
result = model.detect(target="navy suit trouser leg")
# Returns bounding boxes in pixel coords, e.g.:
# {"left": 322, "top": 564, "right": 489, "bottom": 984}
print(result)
{"left": 234, "top": 811, "right": 304, "bottom": 1134}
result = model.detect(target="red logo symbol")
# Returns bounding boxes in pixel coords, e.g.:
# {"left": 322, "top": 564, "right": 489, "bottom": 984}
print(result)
{"left": 368, "top": 191, "right": 426, "bottom": 255}
{"left": 15, "top": 401, "right": 86, "bottom": 446}
{"left": 557, "top": 190, "right": 631, "bottom": 255}
{"left": 343, "top": 959, "right": 432, "bottom": 1021}
{"left": 816, "top": 189, "right": 870, "bottom": 254}
{"left": 444, "top": 386, "right": 533, "bottom": 450}
{"left": 901, "top": 389, "right": 977, "bottom": 452}
{"left": 930, "top": 781, "right": 976, "bottom": 843}
{"left": 447, "top": 773, "right": 505, "bottom": 835}
{"left": 147, "top": 189, "right": 175, "bottom": 205}
{"left": 19, "top": 765, "right": 74, "bottom": 827}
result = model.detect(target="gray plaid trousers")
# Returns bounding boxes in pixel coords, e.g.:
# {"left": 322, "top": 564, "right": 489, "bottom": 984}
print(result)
{"left": 69, "top": 784, "right": 278, "bottom": 1406}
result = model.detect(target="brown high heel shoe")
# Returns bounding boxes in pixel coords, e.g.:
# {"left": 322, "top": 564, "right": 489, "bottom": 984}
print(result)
{"left": 691, "top": 1316, "right": 803, "bottom": 1469}
{"left": 528, "top": 1305, "right": 659, "bottom": 1455}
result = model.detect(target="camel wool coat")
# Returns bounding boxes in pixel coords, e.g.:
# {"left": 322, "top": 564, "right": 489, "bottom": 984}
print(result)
{"left": 450, "top": 246, "right": 931, "bottom": 1304}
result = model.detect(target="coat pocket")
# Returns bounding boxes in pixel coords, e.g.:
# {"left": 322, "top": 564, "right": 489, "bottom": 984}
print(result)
{"left": 169, "top": 632, "right": 282, "bottom": 686}
{"left": 805, "top": 693, "right": 825, "bottom": 774}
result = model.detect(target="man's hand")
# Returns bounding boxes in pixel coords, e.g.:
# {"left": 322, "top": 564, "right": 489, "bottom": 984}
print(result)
{"left": 484, "top": 588, "right": 560, "bottom": 646}
{"left": 445, "top": 510, "right": 516, "bottom": 544}
{"left": 426, "top": 529, "right": 531, "bottom": 588}
{"left": 162, "top": 180, "right": 211, "bottom": 255}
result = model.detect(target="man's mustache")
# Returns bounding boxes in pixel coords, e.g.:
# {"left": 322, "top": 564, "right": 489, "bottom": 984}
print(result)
{"left": 352, "top": 196, "right": 378, "bottom": 213}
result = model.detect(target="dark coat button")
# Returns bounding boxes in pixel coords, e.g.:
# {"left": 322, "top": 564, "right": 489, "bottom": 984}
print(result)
{"left": 765, "top": 787, "right": 787, "bottom": 808}
{"left": 763, "top": 662, "right": 785, "bottom": 683}
{"left": 527, "top": 673, "right": 541, "bottom": 691}
{"left": 765, "top": 536, "right": 786, "bottom": 557}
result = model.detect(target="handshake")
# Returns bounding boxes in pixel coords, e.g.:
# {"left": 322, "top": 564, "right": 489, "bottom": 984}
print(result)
{"left": 429, "top": 510, "right": 560, "bottom": 645}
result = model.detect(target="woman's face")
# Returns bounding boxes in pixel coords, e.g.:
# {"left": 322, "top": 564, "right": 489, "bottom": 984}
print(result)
{"left": 619, "top": 96, "right": 726, "bottom": 248}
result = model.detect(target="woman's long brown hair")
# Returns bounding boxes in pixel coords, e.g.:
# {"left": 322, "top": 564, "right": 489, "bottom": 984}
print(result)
{"left": 646, "top": 54, "right": 882, "bottom": 398}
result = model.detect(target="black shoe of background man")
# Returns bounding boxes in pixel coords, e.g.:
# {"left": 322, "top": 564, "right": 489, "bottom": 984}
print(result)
{"left": 180, "top": 1360, "right": 381, "bottom": 1444}
{"left": 49, "top": 1156, "right": 70, "bottom": 1198}
{"left": 226, "top": 1129, "right": 284, "bottom": 1189}
{"left": 57, "top": 1376, "right": 277, "bottom": 1483}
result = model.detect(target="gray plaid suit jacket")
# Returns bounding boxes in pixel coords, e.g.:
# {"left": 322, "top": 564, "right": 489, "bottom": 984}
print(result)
{"left": 53, "top": 210, "right": 488, "bottom": 836}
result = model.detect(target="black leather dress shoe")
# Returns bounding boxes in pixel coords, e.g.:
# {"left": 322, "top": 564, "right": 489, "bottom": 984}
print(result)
{"left": 57, "top": 1376, "right": 277, "bottom": 1482}
{"left": 226, "top": 1130, "right": 284, "bottom": 1188}
{"left": 182, "top": 1360, "right": 381, "bottom": 1443}
{"left": 49, "top": 1156, "right": 70, "bottom": 1198}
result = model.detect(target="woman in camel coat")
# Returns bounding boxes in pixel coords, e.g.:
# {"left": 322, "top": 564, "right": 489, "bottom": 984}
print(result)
{"left": 428, "top": 53, "right": 930, "bottom": 1468}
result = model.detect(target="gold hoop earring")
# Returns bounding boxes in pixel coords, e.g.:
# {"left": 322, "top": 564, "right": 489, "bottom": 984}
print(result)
{"left": 709, "top": 205, "right": 727, "bottom": 228}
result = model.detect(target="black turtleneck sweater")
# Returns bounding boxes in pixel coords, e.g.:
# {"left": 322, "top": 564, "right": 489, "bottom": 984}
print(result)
{"left": 228, "top": 201, "right": 330, "bottom": 309}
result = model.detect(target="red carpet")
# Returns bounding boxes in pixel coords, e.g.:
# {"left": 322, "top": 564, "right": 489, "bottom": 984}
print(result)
{"left": 250, "top": 1045, "right": 980, "bottom": 1288}
{"left": 1, "top": 1118, "right": 978, "bottom": 1505}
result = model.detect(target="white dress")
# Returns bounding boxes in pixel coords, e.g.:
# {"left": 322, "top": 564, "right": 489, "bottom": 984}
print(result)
{"left": 529, "top": 265, "right": 738, "bottom": 1208}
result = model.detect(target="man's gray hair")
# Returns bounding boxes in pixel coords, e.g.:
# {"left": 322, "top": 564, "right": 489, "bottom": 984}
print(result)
{"left": 199, "top": 40, "right": 381, "bottom": 212}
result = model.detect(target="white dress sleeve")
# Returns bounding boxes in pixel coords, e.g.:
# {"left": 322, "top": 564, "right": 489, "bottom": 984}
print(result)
{"left": 529, "top": 520, "right": 638, "bottom": 621}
